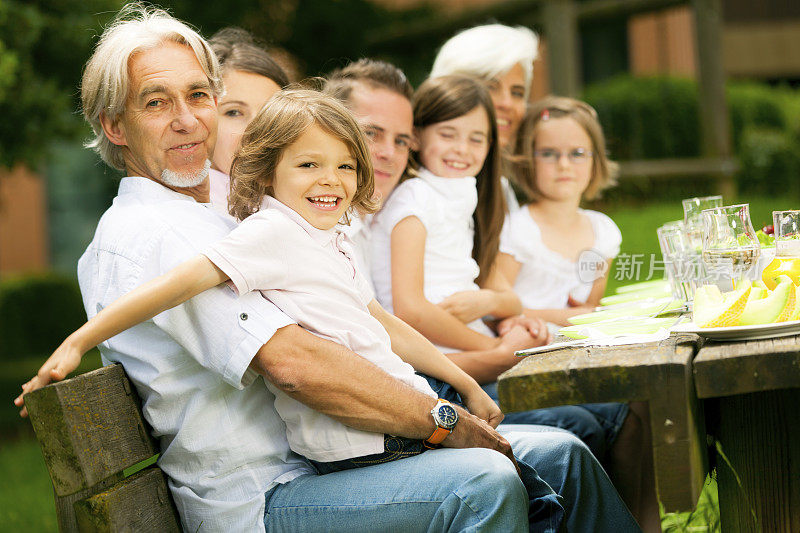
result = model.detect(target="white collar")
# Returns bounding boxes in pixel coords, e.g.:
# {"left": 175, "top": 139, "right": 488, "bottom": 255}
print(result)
{"left": 416, "top": 167, "right": 478, "bottom": 219}
{"left": 263, "top": 196, "right": 342, "bottom": 247}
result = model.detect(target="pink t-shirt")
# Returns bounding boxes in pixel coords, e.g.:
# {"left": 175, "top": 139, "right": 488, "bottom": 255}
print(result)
{"left": 203, "top": 197, "right": 435, "bottom": 462}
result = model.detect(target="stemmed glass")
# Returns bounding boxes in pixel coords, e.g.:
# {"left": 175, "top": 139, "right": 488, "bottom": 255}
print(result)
{"left": 701, "top": 204, "right": 761, "bottom": 291}
{"left": 683, "top": 195, "right": 723, "bottom": 251}
{"left": 760, "top": 210, "right": 800, "bottom": 288}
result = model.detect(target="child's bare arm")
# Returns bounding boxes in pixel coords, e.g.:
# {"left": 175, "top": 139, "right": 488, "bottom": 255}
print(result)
{"left": 437, "top": 258, "right": 522, "bottom": 324}
{"left": 584, "top": 263, "right": 611, "bottom": 307}
{"left": 367, "top": 299, "right": 503, "bottom": 427}
{"left": 14, "top": 255, "right": 227, "bottom": 417}
{"left": 390, "top": 217, "right": 501, "bottom": 352}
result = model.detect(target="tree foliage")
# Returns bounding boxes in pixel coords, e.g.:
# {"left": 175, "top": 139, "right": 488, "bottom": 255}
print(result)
{"left": 165, "top": 0, "right": 432, "bottom": 78}
{"left": 0, "top": 0, "right": 122, "bottom": 169}
{"left": 0, "top": 0, "right": 437, "bottom": 169}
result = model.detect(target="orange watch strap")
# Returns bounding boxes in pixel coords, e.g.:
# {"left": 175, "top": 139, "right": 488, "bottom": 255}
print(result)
{"left": 425, "top": 425, "right": 451, "bottom": 447}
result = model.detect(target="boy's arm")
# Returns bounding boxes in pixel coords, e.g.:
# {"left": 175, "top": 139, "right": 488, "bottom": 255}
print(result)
{"left": 367, "top": 299, "right": 503, "bottom": 427}
{"left": 14, "top": 255, "right": 227, "bottom": 416}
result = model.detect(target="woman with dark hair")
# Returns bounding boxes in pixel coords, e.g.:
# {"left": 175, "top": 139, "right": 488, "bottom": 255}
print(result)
{"left": 207, "top": 28, "right": 290, "bottom": 209}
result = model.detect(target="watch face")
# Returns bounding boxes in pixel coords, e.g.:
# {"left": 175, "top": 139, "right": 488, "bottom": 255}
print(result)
{"left": 437, "top": 404, "right": 458, "bottom": 428}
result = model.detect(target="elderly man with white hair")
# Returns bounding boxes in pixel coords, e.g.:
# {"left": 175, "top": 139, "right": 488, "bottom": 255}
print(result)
{"left": 18, "top": 6, "right": 641, "bottom": 533}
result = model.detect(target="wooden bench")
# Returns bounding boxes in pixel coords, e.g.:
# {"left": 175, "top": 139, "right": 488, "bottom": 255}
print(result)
{"left": 25, "top": 364, "right": 181, "bottom": 532}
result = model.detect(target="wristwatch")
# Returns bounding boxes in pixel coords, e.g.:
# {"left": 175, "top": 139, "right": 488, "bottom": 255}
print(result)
{"left": 424, "top": 399, "right": 458, "bottom": 448}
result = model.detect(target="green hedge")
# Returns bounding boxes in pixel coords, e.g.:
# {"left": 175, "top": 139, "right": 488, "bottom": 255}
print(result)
{"left": 0, "top": 272, "right": 85, "bottom": 359}
{"left": 582, "top": 76, "right": 800, "bottom": 201}
{"left": 584, "top": 76, "right": 700, "bottom": 160}
{"left": 738, "top": 127, "right": 800, "bottom": 197}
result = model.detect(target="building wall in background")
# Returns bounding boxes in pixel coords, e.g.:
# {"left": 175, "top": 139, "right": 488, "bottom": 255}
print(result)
{"left": 628, "top": 2, "right": 800, "bottom": 81}
{"left": 723, "top": 21, "right": 800, "bottom": 79}
{"left": 629, "top": 7, "right": 697, "bottom": 77}
{"left": 0, "top": 166, "right": 48, "bottom": 275}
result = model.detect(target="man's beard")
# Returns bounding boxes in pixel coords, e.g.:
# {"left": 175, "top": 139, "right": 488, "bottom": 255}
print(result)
{"left": 161, "top": 159, "right": 211, "bottom": 188}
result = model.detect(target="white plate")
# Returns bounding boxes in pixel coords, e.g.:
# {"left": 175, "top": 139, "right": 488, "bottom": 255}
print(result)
{"left": 671, "top": 319, "right": 800, "bottom": 341}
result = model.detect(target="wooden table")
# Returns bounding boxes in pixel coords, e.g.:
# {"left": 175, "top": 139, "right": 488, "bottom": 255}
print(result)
{"left": 498, "top": 333, "right": 708, "bottom": 513}
{"left": 693, "top": 335, "right": 800, "bottom": 532}
{"left": 498, "top": 331, "right": 800, "bottom": 529}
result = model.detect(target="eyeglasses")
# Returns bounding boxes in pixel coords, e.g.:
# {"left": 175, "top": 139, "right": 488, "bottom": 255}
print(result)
{"left": 533, "top": 148, "right": 593, "bottom": 165}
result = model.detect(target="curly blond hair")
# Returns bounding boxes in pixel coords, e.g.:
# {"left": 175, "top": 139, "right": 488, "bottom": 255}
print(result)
{"left": 228, "top": 89, "right": 378, "bottom": 222}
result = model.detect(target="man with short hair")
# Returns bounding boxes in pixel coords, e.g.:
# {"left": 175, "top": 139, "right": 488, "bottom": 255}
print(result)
{"left": 20, "top": 8, "right": 638, "bottom": 532}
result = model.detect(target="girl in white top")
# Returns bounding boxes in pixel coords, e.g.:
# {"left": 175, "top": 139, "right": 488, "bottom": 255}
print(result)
{"left": 43, "top": 90, "right": 499, "bottom": 469}
{"left": 497, "top": 96, "right": 621, "bottom": 326}
{"left": 497, "top": 96, "right": 663, "bottom": 530}
{"left": 372, "top": 75, "right": 529, "bottom": 358}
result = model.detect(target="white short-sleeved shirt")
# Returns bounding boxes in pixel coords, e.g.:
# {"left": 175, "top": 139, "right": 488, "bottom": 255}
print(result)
{"left": 371, "top": 168, "right": 496, "bottom": 351}
{"left": 338, "top": 212, "right": 374, "bottom": 280}
{"left": 78, "top": 177, "right": 311, "bottom": 533}
{"left": 500, "top": 205, "right": 622, "bottom": 309}
{"left": 205, "top": 197, "right": 436, "bottom": 462}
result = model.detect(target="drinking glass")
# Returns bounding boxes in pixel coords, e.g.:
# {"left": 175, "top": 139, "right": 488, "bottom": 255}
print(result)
{"left": 760, "top": 210, "right": 800, "bottom": 288}
{"left": 701, "top": 204, "right": 760, "bottom": 291}
{"left": 683, "top": 195, "right": 723, "bottom": 251}
{"left": 657, "top": 221, "right": 697, "bottom": 301}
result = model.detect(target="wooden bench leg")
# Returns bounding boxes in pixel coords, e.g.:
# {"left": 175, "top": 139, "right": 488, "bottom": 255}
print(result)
{"left": 713, "top": 389, "right": 800, "bottom": 533}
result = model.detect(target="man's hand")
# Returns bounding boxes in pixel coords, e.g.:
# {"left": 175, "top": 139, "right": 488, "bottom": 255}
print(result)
{"left": 437, "top": 290, "right": 494, "bottom": 324}
{"left": 443, "top": 406, "right": 520, "bottom": 475}
{"left": 13, "top": 341, "right": 83, "bottom": 417}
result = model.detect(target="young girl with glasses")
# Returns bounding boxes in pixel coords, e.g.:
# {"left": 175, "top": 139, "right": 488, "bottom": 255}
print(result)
{"left": 497, "top": 96, "right": 661, "bottom": 530}
{"left": 496, "top": 96, "right": 621, "bottom": 326}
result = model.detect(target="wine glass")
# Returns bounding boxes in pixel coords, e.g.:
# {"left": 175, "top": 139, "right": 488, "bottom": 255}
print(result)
{"left": 683, "top": 195, "right": 723, "bottom": 251}
{"left": 701, "top": 204, "right": 760, "bottom": 291}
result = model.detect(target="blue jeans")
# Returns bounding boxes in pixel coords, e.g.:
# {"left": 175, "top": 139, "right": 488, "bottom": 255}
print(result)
{"left": 481, "top": 381, "right": 629, "bottom": 459}
{"left": 310, "top": 378, "right": 565, "bottom": 530}
{"left": 264, "top": 430, "right": 640, "bottom": 532}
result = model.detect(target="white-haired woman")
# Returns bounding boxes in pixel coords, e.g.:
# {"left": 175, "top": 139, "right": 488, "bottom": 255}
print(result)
{"left": 431, "top": 24, "right": 537, "bottom": 212}
{"left": 431, "top": 23, "right": 537, "bottom": 153}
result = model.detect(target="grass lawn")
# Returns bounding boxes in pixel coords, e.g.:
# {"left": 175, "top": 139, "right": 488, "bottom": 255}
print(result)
{"left": 2, "top": 195, "right": 785, "bottom": 530}
{"left": 0, "top": 351, "right": 101, "bottom": 530}
{"left": 0, "top": 434, "right": 57, "bottom": 530}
